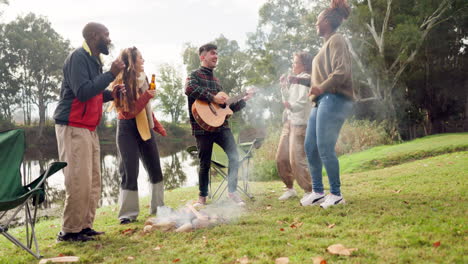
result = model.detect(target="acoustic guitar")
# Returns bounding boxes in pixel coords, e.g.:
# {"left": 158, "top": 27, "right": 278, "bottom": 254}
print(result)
{"left": 191, "top": 89, "right": 255, "bottom": 132}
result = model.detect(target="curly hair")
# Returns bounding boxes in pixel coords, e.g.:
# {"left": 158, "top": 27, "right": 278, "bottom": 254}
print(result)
{"left": 294, "top": 51, "right": 313, "bottom": 74}
{"left": 323, "top": 0, "right": 351, "bottom": 31}
{"left": 111, "top": 47, "right": 139, "bottom": 113}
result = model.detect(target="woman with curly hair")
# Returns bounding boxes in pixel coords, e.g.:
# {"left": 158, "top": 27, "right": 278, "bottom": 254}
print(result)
{"left": 301, "top": 0, "right": 354, "bottom": 209}
{"left": 276, "top": 51, "right": 313, "bottom": 201}
{"left": 111, "top": 47, "right": 166, "bottom": 224}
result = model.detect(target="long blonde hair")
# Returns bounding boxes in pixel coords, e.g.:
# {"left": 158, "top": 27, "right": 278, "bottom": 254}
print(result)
{"left": 112, "top": 47, "right": 140, "bottom": 113}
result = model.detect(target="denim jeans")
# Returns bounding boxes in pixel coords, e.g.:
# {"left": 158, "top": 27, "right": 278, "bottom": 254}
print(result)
{"left": 304, "top": 93, "right": 353, "bottom": 196}
{"left": 195, "top": 128, "right": 239, "bottom": 197}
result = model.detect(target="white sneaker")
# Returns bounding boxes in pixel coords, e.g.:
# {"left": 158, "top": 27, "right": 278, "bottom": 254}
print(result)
{"left": 320, "top": 194, "right": 346, "bottom": 209}
{"left": 227, "top": 192, "right": 245, "bottom": 206}
{"left": 278, "top": 189, "right": 297, "bottom": 200}
{"left": 300, "top": 192, "right": 312, "bottom": 204}
{"left": 300, "top": 192, "right": 325, "bottom": 206}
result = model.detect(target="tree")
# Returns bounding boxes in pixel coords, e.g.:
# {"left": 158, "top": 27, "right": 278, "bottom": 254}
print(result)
{"left": 243, "top": 0, "right": 323, "bottom": 124}
{"left": 0, "top": 23, "right": 20, "bottom": 123}
{"left": 4, "top": 13, "right": 71, "bottom": 136}
{"left": 155, "top": 64, "right": 186, "bottom": 124}
{"left": 346, "top": 0, "right": 457, "bottom": 137}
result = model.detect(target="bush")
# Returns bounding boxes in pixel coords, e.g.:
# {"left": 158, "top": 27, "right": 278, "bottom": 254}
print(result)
{"left": 336, "top": 119, "right": 395, "bottom": 155}
{"left": 251, "top": 126, "right": 281, "bottom": 181}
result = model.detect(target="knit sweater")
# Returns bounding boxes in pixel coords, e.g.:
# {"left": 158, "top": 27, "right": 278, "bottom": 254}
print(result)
{"left": 185, "top": 66, "right": 246, "bottom": 135}
{"left": 312, "top": 33, "right": 354, "bottom": 100}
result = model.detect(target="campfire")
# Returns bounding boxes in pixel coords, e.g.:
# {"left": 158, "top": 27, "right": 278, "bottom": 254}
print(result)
{"left": 144, "top": 200, "right": 244, "bottom": 233}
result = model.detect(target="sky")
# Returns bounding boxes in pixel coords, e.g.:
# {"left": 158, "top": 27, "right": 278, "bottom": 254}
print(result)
{"left": 2, "top": 0, "right": 267, "bottom": 74}
{"left": 1, "top": 0, "right": 267, "bottom": 120}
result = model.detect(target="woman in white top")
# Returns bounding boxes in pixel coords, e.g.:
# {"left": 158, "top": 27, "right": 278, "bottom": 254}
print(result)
{"left": 276, "top": 52, "right": 313, "bottom": 201}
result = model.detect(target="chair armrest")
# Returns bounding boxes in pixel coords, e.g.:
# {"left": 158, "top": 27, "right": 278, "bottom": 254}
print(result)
{"left": 25, "top": 162, "right": 67, "bottom": 191}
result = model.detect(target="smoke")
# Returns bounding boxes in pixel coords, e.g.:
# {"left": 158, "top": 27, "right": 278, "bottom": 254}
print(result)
{"left": 144, "top": 199, "right": 245, "bottom": 232}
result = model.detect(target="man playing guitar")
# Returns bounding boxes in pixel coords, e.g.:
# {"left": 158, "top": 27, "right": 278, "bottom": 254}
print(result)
{"left": 185, "top": 43, "right": 253, "bottom": 206}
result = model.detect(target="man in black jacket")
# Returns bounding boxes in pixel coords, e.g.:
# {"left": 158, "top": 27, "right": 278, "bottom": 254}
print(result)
{"left": 54, "top": 22, "right": 125, "bottom": 242}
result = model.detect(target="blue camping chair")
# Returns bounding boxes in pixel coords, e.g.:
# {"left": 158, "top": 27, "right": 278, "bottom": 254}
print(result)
{"left": 0, "top": 129, "right": 66, "bottom": 259}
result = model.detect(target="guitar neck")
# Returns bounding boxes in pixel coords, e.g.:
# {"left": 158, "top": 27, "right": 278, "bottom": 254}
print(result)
{"left": 226, "top": 91, "right": 246, "bottom": 105}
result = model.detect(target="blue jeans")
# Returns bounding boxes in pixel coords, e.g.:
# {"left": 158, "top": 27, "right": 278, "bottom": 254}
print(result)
{"left": 304, "top": 93, "right": 353, "bottom": 196}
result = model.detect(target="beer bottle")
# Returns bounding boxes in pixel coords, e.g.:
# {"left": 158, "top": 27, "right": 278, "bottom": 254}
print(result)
{"left": 149, "top": 74, "right": 156, "bottom": 90}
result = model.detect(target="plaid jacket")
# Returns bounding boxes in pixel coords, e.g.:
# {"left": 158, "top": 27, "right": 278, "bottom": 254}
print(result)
{"left": 185, "top": 66, "right": 246, "bottom": 135}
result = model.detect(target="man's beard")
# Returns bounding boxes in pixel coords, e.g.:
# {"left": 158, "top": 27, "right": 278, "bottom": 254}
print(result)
{"left": 97, "top": 40, "right": 109, "bottom": 55}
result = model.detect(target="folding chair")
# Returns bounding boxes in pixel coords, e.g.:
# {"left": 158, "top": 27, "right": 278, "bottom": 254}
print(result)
{"left": 0, "top": 129, "right": 66, "bottom": 259}
{"left": 186, "top": 138, "right": 262, "bottom": 201}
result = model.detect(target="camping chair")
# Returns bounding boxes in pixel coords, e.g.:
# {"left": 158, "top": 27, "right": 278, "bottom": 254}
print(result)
{"left": 186, "top": 138, "right": 262, "bottom": 202}
{"left": 0, "top": 129, "right": 66, "bottom": 259}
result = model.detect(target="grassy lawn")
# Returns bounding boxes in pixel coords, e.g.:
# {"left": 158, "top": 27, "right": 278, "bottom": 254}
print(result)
{"left": 339, "top": 133, "right": 468, "bottom": 174}
{"left": 2, "top": 133, "right": 468, "bottom": 263}
{"left": 1, "top": 149, "right": 467, "bottom": 263}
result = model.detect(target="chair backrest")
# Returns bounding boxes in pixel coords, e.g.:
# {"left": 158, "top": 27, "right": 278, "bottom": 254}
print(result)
{"left": 0, "top": 129, "right": 26, "bottom": 202}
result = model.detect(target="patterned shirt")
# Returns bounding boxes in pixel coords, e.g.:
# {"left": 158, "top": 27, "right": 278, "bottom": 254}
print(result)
{"left": 185, "top": 66, "right": 246, "bottom": 136}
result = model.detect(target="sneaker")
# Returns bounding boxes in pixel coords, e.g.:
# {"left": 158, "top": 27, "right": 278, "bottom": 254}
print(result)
{"left": 320, "top": 194, "right": 346, "bottom": 209}
{"left": 119, "top": 218, "right": 135, "bottom": 225}
{"left": 193, "top": 196, "right": 207, "bottom": 208}
{"left": 227, "top": 192, "right": 245, "bottom": 206}
{"left": 300, "top": 192, "right": 312, "bottom": 204}
{"left": 300, "top": 192, "right": 325, "bottom": 206}
{"left": 278, "top": 188, "right": 297, "bottom": 200}
{"left": 80, "top": 228, "right": 105, "bottom": 236}
{"left": 56, "top": 231, "right": 94, "bottom": 242}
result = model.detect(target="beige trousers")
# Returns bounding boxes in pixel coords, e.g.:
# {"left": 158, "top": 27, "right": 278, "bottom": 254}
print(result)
{"left": 275, "top": 121, "right": 312, "bottom": 192}
{"left": 55, "top": 125, "right": 101, "bottom": 233}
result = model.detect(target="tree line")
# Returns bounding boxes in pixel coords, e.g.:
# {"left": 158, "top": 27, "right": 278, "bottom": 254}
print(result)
{"left": 1, "top": 0, "right": 467, "bottom": 140}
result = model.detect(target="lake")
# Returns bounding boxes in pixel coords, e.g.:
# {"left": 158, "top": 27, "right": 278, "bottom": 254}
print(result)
{"left": 21, "top": 139, "right": 200, "bottom": 216}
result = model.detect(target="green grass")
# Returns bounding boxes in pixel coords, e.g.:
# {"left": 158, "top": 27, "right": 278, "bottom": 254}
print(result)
{"left": 1, "top": 150, "right": 467, "bottom": 263}
{"left": 339, "top": 133, "right": 468, "bottom": 173}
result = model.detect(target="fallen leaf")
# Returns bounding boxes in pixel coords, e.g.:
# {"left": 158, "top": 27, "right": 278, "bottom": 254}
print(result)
{"left": 294, "top": 222, "right": 303, "bottom": 228}
{"left": 172, "top": 259, "right": 181, "bottom": 263}
{"left": 276, "top": 220, "right": 285, "bottom": 225}
{"left": 127, "top": 256, "right": 134, "bottom": 260}
{"left": 327, "top": 223, "right": 336, "bottom": 229}
{"left": 270, "top": 190, "right": 276, "bottom": 193}
{"left": 153, "top": 246, "right": 162, "bottom": 251}
{"left": 393, "top": 189, "right": 401, "bottom": 194}
{"left": 433, "top": 241, "right": 441, "bottom": 248}
{"left": 202, "top": 236, "right": 208, "bottom": 245}
{"left": 290, "top": 224, "right": 297, "bottom": 229}
{"left": 266, "top": 205, "right": 272, "bottom": 210}
{"left": 327, "top": 244, "right": 358, "bottom": 256}
{"left": 58, "top": 253, "right": 64, "bottom": 257}
{"left": 275, "top": 257, "right": 289, "bottom": 264}
{"left": 287, "top": 242, "right": 292, "bottom": 247}
{"left": 39, "top": 256, "right": 79, "bottom": 264}
{"left": 403, "top": 201, "right": 409, "bottom": 204}
{"left": 121, "top": 228, "right": 136, "bottom": 235}
{"left": 237, "top": 256, "right": 249, "bottom": 264}
{"left": 312, "top": 256, "right": 327, "bottom": 264}
{"left": 100, "top": 212, "right": 107, "bottom": 215}
{"left": 112, "top": 207, "right": 117, "bottom": 212}
{"left": 49, "top": 224, "right": 57, "bottom": 228}
{"left": 280, "top": 228, "right": 285, "bottom": 232}
{"left": 119, "top": 247, "right": 127, "bottom": 251}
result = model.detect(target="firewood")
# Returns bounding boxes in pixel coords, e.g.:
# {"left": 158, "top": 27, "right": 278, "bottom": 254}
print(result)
{"left": 175, "top": 223, "right": 193, "bottom": 232}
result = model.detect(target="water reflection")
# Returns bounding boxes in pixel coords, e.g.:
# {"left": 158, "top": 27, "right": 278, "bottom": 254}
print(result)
{"left": 21, "top": 142, "right": 199, "bottom": 212}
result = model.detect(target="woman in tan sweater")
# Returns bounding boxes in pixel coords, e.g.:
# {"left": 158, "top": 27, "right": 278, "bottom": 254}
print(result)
{"left": 301, "top": 0, "right": 354, "bottom": 209}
